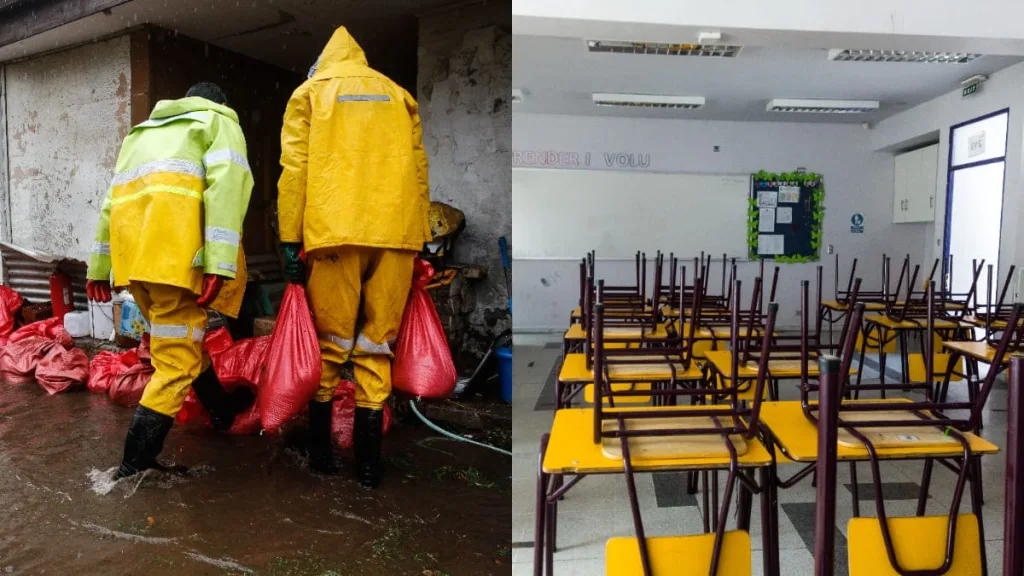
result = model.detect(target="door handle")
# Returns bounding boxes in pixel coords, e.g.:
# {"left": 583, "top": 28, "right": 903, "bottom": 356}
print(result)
{"left": 930, "top": 196, "right": 934, "bottom": 208}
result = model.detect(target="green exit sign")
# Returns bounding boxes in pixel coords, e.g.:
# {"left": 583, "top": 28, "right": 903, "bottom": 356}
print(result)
{"left": 963, "top": 82, "right": 980, "bottom": 97}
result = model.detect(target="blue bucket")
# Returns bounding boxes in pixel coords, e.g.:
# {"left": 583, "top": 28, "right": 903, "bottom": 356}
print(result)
{"left": 496, "top": 346, "right": 513, "bottom": 403}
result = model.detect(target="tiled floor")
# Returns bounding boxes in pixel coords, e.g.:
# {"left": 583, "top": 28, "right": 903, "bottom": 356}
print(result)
{"left": 511, "top": 341, "right": 1011, "bottom": 575}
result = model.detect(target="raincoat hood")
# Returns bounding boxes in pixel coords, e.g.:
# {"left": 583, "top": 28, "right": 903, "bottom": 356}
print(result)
{"left": 149, "top": 97, "right": 239, "bottom": 124}
{"left": 308, "top": 27, "right": 368, "bottom": 78}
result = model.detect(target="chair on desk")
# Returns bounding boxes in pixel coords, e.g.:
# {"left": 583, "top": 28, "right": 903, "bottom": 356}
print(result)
{"left": 535, "top": 285, "right": 784, "bottom": 576}
{"left": 810, "top": 328, "right": 1001, "bottom": 573}
{"left": 802, "top": 289, "right": 1005, "bottom": 575}
{"left": 557, "top": 267, "right": 698, "bottom": 410}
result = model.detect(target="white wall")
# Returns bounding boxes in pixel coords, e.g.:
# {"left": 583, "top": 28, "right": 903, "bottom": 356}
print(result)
{"left": 870, "top": 60, "right": 1024, "bottom": 283}
{"left": 513, "top": 0, "right": 1024, "bottom": 45}
{"left": 5, "top": 36, "right": 131, "bottom": 262}
{"left": 512, "top": 113, "right": 930, "bottom": 332}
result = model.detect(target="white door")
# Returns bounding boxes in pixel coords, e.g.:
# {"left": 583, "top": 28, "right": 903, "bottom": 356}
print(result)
{"left": 945, "top": 111, "right": 1008, "bottom": 306}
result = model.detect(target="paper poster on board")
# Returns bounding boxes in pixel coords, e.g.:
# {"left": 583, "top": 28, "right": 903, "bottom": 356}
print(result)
{"left": 778, "top": 186, "right": 800, "bottom": 203}
{"left": 757, "top": 234, "right": 784, "bottom": 255}
{"left": 757, "top": 191, "right": 778, "bottom": 207}
{"left": 759, "top": 208, "right": 776, "bottom": 232}
{"left": 776, "top": 207, "right": 793, "bottom": 224}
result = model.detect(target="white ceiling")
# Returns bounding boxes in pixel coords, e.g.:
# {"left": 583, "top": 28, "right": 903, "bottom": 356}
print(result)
{"left": 0, "top": 0, "right": 463, "bottom": 72}
{"left": 512, "top": 35, "right": 1024, "bottom": 123}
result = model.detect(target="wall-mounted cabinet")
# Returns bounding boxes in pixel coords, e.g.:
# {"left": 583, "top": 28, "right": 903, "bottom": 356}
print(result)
{"left": 893, "top": 144, "right": 939, "bottom": 224}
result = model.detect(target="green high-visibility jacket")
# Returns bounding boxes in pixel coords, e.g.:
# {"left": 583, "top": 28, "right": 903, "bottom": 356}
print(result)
{"left": 87, "top": 97, "right": 253, "bottom": 317}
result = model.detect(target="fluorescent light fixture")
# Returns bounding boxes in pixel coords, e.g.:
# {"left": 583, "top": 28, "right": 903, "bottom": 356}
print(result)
{"left": 828, "top": 49, "right": 981, "bottom": 63}
{"left": 512, "top": 89, "right": 524, "bottom": 104}
{"left": 593, "top": 93, "right": 705, "bottom": 109}
{"left": 587, "top": 39, "right": 741, "bottom": 57}
{"left": 767, "top": 98, "right": 880, "bottom": 114}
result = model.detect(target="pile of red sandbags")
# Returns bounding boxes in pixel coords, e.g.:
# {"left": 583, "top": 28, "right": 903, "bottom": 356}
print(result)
{"left": 0, "top": 286, "right": 24, "bottom": 344}
{"left": 87, "top": 341, "right": 154, "bottom": 406}
{"left": 1, "top": 317, "right": 85, "bottom": 393}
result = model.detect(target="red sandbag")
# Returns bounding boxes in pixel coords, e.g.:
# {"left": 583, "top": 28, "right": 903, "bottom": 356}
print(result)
{"left": 35, "top": 346, "right": 89, "bottom": 395}
{"left": 108, "top": 362, "right": 154, "bottom": 407}
{"left": 9, "top": 317, "right": 72, "bottom": 347}
{"left": 88, "top": 351, "right": 135, "bottom": 394}
{"left": 258, "top": 284, "right": 321, "bottom": 431}
{"left": 0, "top": 286, "right": 23, "bottom": 337}
{"left": 214, "top": 336, "right": 270, "bottom": 388}
{"left": 0, "top": 336, "right": 58, "bottom": 384}
{"left": 331, "top": 380, "right": 393, "bottom": 449}
{"left": 177, "top": 333, "right": 269, "bottom": 434}
{"left": 204, "top": 327, "right": 234, "bottom": 356}
{"left": 393, "top": 259, "right": 457, "bottom": 398}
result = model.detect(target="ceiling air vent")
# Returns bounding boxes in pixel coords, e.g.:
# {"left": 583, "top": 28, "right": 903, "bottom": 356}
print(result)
{"left": 766, "top": 98, "right": 879, "bottom": 114}
{"left": 587, "top": 40, "right": 742, "bottom": 58}
{"left": 593, "top": 93, "right": 705, "bottom": 110}
{"left": 828, "top": 49, "right": 982, "bottom": 63}
{"left": 512, "top": 89, "right": 524, "bottom": 104}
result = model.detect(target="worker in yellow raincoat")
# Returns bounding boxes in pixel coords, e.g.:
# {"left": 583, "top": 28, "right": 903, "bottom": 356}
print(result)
{"left": 277, "top": 27, "right": 430, "bottom": 487}
{"left": 86, "top": 83, "right": 255, "bottom": 479}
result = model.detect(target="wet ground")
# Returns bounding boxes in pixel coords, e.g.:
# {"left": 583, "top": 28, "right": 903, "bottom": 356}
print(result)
{"left": 0, "top": 384, "right": 511, "bottom": 575}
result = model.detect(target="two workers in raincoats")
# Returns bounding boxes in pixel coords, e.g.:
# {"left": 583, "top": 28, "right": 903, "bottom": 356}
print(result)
{"left": 85, "top": 28, "right": 429, "bottom": 488}
{"left": 86, "top": 82, "right": 255, "bottom": 478}
{"left": 278, "top": 27, "right": 431, "bottom": 488}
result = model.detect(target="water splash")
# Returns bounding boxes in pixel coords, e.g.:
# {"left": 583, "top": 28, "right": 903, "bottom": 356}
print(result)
{"left": 86, "top": 467, "right": 121, "bottom": 496}
{"left": 69, "top": 520, "right": 177, "bottom": 545}
{"left": 183, "top": 552, "right": 254, "bottom": 574}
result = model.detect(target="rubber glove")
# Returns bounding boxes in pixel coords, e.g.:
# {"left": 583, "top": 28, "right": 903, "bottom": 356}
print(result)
{"left": 281, "top": 243, "right": 305, "bottom": 284}
{"left": 86, "top": 280, "right": 112, "bottom": 303}
{"left": 196, "top": 275, "right": 224, "bottom": 308}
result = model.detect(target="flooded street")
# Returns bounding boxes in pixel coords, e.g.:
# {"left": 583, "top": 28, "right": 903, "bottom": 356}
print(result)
{"left": 0, "top": 384, "right": 510, "bottom": 575}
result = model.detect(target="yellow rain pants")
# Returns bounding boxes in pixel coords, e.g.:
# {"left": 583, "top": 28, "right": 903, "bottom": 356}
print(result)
{"left": 130, "top": 281, "right": 209, "bottom": 417}
{"left": 306, "top": 246, "right": 415, "bottom": 408}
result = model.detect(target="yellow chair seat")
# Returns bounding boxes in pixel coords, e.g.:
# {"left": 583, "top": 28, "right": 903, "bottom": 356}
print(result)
{"left": 560, "top": 353, "right": 701, "bottom": 384}
{"left": 584, "top": 383, "right": 653, "bottom": 405}
{"left": 907, "top": 353, "right": 965, "bottom": 383}
{"left": 857, "top": 329, "right": 897, "bottom": 353}
{"left": 848, "top": 514, "right": 980, "bottom": 575}
{"left": 572, "top": 305, "right": 652, "bottom": 319}
{"left": 863, "top": 314, "right": 959, "bottom": 331}
{"left": 822, "top": 300, "right": 888, "bottom": 312}
{"left": 606, "top": 531, "right": 751, "bottom": 576}
{"left": 543, "top": 408, "right": 773, "bottom": 474}
{"left": 564, "top": 323, "right": 671, "bottom": 341}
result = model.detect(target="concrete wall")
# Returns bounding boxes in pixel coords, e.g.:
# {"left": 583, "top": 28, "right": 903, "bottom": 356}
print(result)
{"left": 512, "top": 113, "right": 930, "bottom": 332}
{"left": 418, "top": 1, "right": 512, "bottom": 348}
{"left": 870, "top": 60, "right": 1024, "bottom": 285}
{"left": 5, "top": 36, "right": 131, "bottom": 262}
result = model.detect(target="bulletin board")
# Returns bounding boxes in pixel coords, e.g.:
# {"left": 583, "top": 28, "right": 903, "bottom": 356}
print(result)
{"left": 747, "top": 170, "right": 825, "bottom": 263}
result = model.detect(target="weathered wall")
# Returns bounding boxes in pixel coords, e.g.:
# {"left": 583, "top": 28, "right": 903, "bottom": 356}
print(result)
{"left": 418, "top": 0, "right": 512, "bottom": 350}
{"left": 5, "top": 36, "right": 131, "bottom": 261}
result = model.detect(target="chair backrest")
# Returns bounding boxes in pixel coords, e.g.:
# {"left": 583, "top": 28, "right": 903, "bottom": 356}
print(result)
{"left": 591, "top": 278, "right": 780, "bottom": 443}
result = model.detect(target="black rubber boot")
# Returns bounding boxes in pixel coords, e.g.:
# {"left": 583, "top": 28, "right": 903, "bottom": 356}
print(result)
{"left": 308, "top": 400, "right": 339, "bottom": 475}
{"left": 115, "top": 405, "right": 175, "bottom": 479}
{"left": 354, "top": 407, "right": 384, "bottom": 489}
{"left": 192, "top": 368, "right": 254, "bottom": 431}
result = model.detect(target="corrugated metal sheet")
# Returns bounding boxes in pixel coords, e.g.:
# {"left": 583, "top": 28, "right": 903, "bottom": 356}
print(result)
{"left": 0, "top": 243, "right": 88, "bottom": 310}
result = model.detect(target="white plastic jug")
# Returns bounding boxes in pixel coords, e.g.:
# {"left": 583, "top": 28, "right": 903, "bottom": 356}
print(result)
{"left": 63, "top": 311, "right": 92, "bottom": 338}
{"left": 89, "top": 301, "right": 115, "bottom": 340}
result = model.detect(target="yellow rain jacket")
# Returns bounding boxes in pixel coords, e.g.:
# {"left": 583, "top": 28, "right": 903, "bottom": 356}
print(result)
{"left": 277, "top": 27, "right": 431, "bottom": 252}
{"left": 87, "top": 97, "right": 253, "bottom": 317}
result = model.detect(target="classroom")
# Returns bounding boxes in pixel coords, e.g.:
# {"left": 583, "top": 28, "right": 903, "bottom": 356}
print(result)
{"left": 511, "top": 2, "right": 1024, "bottom": 575}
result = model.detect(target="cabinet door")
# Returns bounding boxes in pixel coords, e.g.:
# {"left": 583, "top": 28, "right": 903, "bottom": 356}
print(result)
{"left": 906, "top": 145, "right": 938, "bottom": 223}
{"left": 893, "top": 151, "right": 911, "bottom": 223}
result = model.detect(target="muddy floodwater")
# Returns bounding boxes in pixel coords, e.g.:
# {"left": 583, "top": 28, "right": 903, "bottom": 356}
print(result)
{"left": 0, "top": 384, "right": 510, "bottom": 575}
